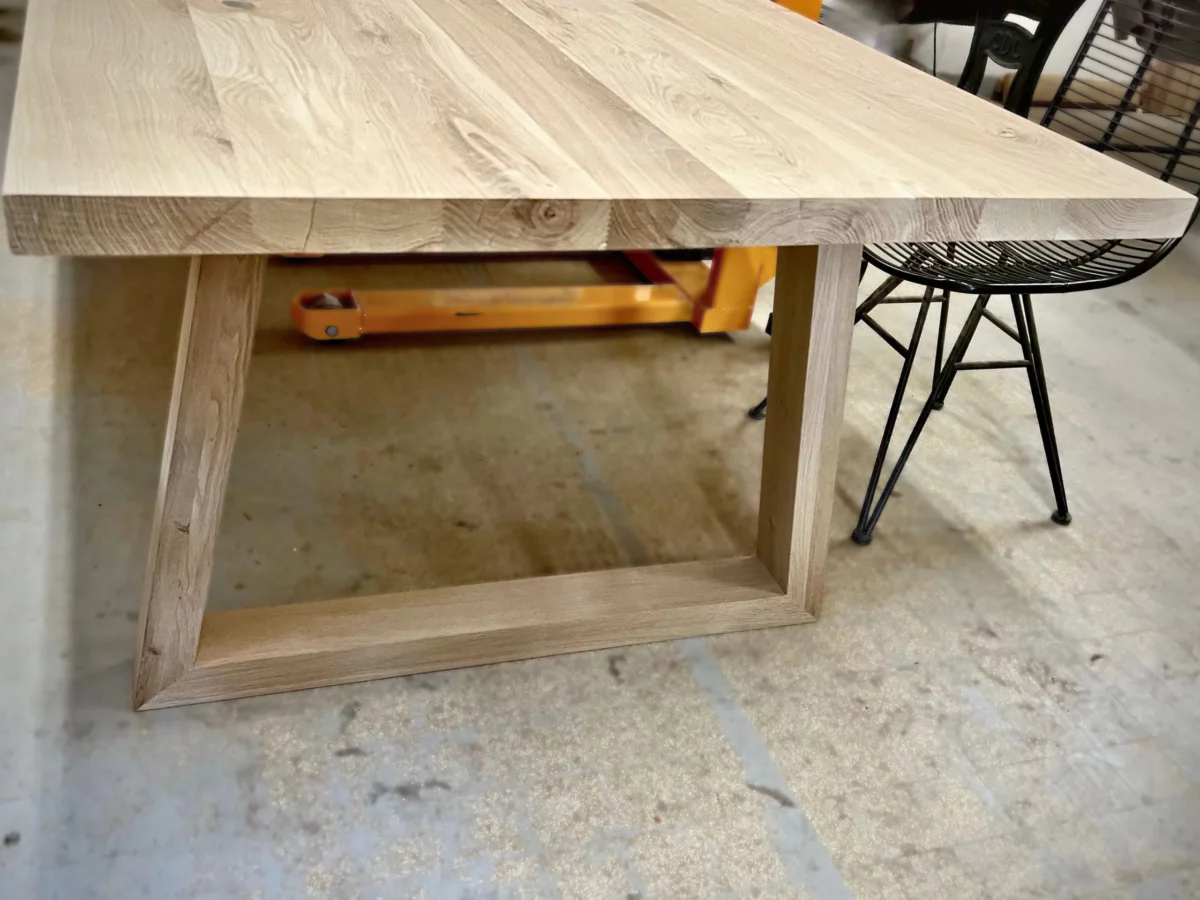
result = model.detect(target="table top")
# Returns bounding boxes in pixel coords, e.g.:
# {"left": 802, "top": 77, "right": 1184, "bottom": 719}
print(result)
{"left": 3, "top": 0, "right": 1193, "bottom": 256}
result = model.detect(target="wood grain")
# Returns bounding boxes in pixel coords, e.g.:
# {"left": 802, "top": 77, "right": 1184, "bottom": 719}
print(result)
{"left": 757, "top": 245, "right": 860, "bottom": 614}
{"left": 139, "top": 556, "right": 804, "bottom": 708}
{"left": 5, "top": 0, "right": 1193, "bottom": 255}
{"left": 134, "top": 255, "right": 264, "bottom": 709}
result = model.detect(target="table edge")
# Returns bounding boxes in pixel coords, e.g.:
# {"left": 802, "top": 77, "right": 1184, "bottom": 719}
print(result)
{"left": 4, "top": 193, "right": 1194, "bottom": 256}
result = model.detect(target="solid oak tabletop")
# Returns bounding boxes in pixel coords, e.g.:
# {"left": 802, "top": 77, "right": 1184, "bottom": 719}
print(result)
{"left": 3, "top": 0, "right": 1194, "bottom": 256}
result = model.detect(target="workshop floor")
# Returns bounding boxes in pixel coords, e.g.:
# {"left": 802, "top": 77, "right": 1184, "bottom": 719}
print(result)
{"left": 2, "top": 52, "right": 1200, "bottom": 900}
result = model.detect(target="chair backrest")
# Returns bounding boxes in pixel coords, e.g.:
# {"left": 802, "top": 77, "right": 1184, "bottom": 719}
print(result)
{"left": 1045, "top": 0, "right": 1200, "bottom": 199}
{"left": 957, "top": 0, "right": 1087, "bottom": 116}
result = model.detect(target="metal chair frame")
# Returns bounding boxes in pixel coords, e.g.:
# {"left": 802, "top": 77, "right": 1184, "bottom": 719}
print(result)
{"left": 756, "top": 0, "right": 1200, "bottom": 544}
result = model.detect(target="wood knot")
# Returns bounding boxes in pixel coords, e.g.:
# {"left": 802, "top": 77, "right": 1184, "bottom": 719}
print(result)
{"left": 521, "top": 200, "right": 575, "bottom": 237}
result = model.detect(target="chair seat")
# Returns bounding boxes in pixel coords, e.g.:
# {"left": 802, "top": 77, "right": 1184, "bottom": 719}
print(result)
{"left": 866, "top": 237, "right": 1172, "bottom": 294}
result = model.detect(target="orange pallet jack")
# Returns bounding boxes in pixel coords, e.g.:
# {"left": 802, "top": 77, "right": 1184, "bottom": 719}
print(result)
{"left": 773, "top": 0, "right": 822, "bottom": 18}
{"left": 291, "top": 248, "right": 777, "bottom": 341}
{"left": 291, "top": 0, "right": 816, "bottom": 342}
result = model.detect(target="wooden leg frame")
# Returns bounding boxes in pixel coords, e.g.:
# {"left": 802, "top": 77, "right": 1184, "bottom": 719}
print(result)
{"left": 133, "top": 245, "right": 860, "bottom": 709}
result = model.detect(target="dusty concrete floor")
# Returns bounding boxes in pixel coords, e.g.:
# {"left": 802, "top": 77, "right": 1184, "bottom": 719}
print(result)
{"left": 2, "top": 50, "right": 1200, "bottom": 900}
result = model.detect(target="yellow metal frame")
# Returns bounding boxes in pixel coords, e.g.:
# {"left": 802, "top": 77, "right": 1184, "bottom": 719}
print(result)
{"left": 772, "top": 0, "right": 822, "bottom": 20}
{"left": 291, "top": 248, "right": 778, "bottom": 340}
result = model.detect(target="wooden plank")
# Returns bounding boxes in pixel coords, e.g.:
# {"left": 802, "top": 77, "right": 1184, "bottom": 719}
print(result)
{"left": 134, "top": 255, "right": 265, "bottom": 710}
{"left": 2, "top": 0, "right": 238, "bottom": 200}
{"left": 756, "top": 245, "right": 859, "bottom": 615}
{"left": 5, "top": 0, "right": 1193, "bottom": 255}
{"left": 139, "top": 556, "right": 803, "bottom": 708}
{"left": 405, "top": 0, "right": 737, "bottom": 199}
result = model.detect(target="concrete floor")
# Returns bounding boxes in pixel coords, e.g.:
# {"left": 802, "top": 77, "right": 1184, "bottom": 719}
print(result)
{"left": 2, "top": 49, "right": 1200, "bottom": 900}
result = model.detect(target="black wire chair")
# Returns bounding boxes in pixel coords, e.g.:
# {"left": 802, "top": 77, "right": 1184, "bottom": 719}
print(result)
{"left": 758, "top": 0, "right": 1200, "bottom": 544}
{"left": 750, "top": 1, "right": 1084, "bottom": 432}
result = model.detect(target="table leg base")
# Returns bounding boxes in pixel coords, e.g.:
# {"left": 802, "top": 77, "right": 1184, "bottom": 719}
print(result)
{"left": 132, "top": 245, "right": 859, "bottom": 709}
{"left": 137, "top": 556, "right": 808, "bottom": 709}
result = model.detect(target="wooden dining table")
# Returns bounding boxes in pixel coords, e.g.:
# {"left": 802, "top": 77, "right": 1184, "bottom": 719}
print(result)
{"left": 5, "top": 0, "right": 1192, "bottom": 709}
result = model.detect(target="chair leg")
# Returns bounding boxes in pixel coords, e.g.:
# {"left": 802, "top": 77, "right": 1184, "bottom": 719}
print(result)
{"left": 932, "top": 294, "right": 987, "bottom": 409}
{"left": 852, "top": 295, "right": 991, "bottom": 545}
{"left": 932, "top": 289, "right": 950, "bottom": 408}
{"left": 750, "top": 272, "right": 907, "bottom": 421}
{"left": 856, "top": 274, "right": 904, "bottom": 322}
{"left": 1012, "top": 294, "right": 1071, "bottom": 525}
{"left": 852, "top": 287, "right": 934, "bottom": 544}
{"left": 748, "top": 313, "right": 773, "bottom": 420}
